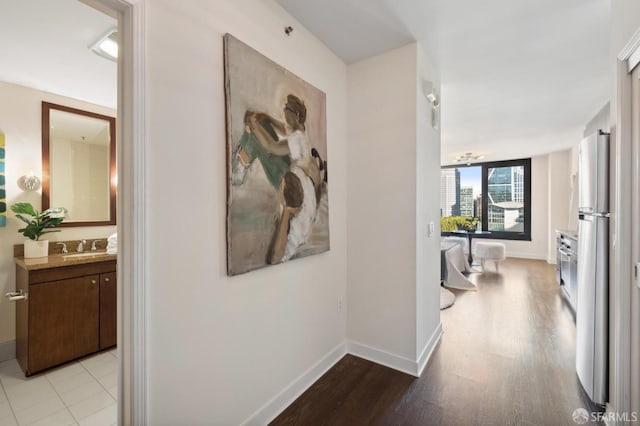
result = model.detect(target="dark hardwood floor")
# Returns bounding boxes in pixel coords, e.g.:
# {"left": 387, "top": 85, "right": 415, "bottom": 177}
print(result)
{"left": 271, "top": 258, "right": 603, "bottom": 425}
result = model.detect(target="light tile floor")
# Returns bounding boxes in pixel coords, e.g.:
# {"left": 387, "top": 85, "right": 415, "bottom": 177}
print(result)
{"left": 0, "top": 349, "right": 117, "bottom": 426}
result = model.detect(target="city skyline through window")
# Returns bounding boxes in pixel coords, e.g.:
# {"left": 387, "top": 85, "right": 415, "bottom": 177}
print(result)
{"left": 440, "top": 158, "right": 531, "bottom": 241}
{"left": 459, "top": 167, "right": 481, "bottom": 198}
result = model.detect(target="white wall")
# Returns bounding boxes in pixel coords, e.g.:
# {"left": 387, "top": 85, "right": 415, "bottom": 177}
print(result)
{"left": 611, "top": 1, "right": 640, "bottom": 121}
{"left": 415, "top": 46, "right": 443, "bottom": 364}
{"left": 547, "top": 149, "right": 571, "bottom": 263}
{"left": 584, "top": 103, "right": 611, "bottom": 137}
{"left": 347, "top": 44, "right": 418, "bottom": 362}
{"left": 610, "top": 0, "right": 640, "bottom": 418}
{"left": 145, "top": 1, "right": 347, "bottom": 424}
{"left": 0, "top": 81, "right": 115, "bottom": 347}
{"left": 477, "top": 155, "right": 549, "bottom": 260}
{"left": 346, "top": 43, "right": 441, "bottom": 371}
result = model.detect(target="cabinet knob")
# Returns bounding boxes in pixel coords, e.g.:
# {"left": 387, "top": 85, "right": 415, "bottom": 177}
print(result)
{"left": 104, "top": 278, "right": 110, "bottom": 282}
{"left": 91, "top": 280, "right": 97, "bottom": 284}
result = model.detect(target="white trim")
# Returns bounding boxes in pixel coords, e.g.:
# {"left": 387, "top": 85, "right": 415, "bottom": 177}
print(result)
{"left": 348, "top": 324, "right": 443, "bottom": 377}
{"left": 241, "top": 325, "right": 444, "bottom": 424}
{"left": 620, "top": 28, "right": 640, "bottom": 72}
{"left": 119, "top": 1, "right": 147, "bottom": 425}
{"left": 347, "top": 340, "right": 418, "bottom": 376}
{"left": 0, "top": 340, "right": 15, "bottom": 363}
{"left": 610, "top": 28, "right": 640, "bottom": 426}
{"left": 241, "top": 342, "right": 348, "bottom": 426}
{"left": 505, "top": 253, "right": 548, "bottom": 261}
{"left": 416, "top": 322, "right": 443, "bottom": 376}
{"left": 81, "top": 0, "right": 147, "bottom": 424}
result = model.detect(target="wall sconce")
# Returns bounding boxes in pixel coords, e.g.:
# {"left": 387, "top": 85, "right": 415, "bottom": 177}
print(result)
{"left": 422, "top": 80, "right": 440, "bottom": 129}
{"left": 18, "top": 171, "right": 41, "bottom": 191}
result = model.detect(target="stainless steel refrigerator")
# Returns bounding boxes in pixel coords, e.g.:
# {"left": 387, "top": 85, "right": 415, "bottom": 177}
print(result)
{"left": 576, "top": 130, "right": 609, "bottom": 406}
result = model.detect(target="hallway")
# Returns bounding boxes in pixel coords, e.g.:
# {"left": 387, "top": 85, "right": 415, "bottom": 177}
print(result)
{"left": 273, "top": 259, "right": 602, "bottom": 425}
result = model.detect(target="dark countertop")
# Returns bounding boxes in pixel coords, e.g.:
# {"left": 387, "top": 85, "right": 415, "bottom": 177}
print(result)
{"left": 15, "top": 251, "right": 117, "bottom": 271}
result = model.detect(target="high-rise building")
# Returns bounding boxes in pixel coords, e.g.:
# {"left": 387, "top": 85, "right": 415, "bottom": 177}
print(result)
{"left": 512, "top": 166, "right": 524, "bottom": 202}
{"left": 487, "top": 165, "right": 525, "bottom": 231}
{"left": 440, "top": 168, "right": 460, "bottom": 216}
{"left": 459, "top": 186, "right": 474, "bottom": 217}
{"left": 488, "top": 202, "right": 524, "bottom": 232}
{"left": 474, "top": 194, "right": 483, "bottom": 220}
{"left": 487, "top": 166, "right": 525, "bottom": 204}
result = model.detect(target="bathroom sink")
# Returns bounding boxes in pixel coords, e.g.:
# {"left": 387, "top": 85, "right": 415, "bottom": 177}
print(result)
{"left": 62, "top": 252, "right": 104, "bottom": 259}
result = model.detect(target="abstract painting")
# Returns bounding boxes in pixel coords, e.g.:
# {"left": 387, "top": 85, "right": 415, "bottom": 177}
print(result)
{"left": 224, "top": 34, "right": 329, "bottom": 276}
{"left": 0, "top": 131, "right": 5, "bottom": 227}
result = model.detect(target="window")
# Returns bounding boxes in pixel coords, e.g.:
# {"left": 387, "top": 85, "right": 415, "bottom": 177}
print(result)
{"left": 440, "top": 158, "right": 531, "bottom": 241}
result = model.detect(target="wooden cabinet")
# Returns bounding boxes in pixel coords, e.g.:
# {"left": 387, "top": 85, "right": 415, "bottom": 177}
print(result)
{"left": 15, "top": 260, "right": 116, "bottom": 376}
{"left": 99, "top": 272, "right": 117, "bottom": 350}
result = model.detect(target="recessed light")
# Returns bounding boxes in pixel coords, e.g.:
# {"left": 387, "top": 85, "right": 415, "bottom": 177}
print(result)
{"left": 90, "top": 27, "right": 118, "bottom": 62}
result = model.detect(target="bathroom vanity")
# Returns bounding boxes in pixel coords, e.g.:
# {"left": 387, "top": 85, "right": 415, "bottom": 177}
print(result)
{"left": 12, "top": 243, "right": 117, "bottom": 376}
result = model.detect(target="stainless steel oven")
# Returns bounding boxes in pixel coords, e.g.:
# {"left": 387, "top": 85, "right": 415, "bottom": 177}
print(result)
{"left": 557, "top": 232, "right": 578, "bottom": 312}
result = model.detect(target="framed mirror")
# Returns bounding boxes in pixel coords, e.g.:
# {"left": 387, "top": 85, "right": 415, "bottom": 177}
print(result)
{"left": 42, "top": 102, "right": 116, "bottom": 226}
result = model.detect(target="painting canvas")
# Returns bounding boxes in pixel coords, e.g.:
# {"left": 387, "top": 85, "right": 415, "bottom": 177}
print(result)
{"left": 224, "top": 34, "right": 329, "bottom": 276}
{"left": 0, "top": 132, "right": 5, "bottom": 227}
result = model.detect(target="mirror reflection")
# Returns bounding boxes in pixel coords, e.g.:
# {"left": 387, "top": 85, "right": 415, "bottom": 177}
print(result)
{"left": 42, "top": 102, "right": 116, "bottom": 226}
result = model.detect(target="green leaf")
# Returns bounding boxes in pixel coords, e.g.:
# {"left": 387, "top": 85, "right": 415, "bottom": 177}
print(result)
{"left": 14, "top": 214, "right": 33, "bottom": 225}
{"left": 11, "top": 202, "right": 66, "bottom": 240}
{"left": 43, "top": 218, "right": 65, "bottom": 228}
{"left": 11, "top": 203, "right": 37, "bottom": 217}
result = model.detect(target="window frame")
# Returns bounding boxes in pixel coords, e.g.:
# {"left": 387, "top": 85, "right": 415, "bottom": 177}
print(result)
{"left": 441, "top": 157, "right": 532, "bottom": 241}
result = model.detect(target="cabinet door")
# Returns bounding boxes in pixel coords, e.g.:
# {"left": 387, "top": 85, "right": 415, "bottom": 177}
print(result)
{"left": 100, "top": 272, "right": 117, "bottom": 350}
{"left": 29, "top": 275, "right": 99, "bottom": 373}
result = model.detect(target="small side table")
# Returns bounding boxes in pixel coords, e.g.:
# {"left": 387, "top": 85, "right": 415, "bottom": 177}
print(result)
{"left": 450, "top": 230, "right": 491, "bottom": 265}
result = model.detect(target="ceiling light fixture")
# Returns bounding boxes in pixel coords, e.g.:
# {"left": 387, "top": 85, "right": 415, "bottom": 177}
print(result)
{"left": 455, "top": 152, "right": 484, "bottom": 165}
{"left": 89, "top": 27, "right": 118, "bottom": 62}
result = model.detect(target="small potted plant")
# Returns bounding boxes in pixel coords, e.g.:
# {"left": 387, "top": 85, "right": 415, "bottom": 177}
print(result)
{"left": 11, "top": 203, "right": 67, "bottom": 258}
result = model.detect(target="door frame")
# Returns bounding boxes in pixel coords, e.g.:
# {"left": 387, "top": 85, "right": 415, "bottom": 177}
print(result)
{"left": 79, "top": 0, "right": 147, "bottom": 424}
{"left": 611, "top": 26, "right": 640, "bottom": 424}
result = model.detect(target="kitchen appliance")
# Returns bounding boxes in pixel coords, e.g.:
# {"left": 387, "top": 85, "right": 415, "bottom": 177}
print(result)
{"left": 576, "top": 130, "right": 609, "bottom": 406}
{"left": 557, "top": 232, "right": 578, "bottom": 312}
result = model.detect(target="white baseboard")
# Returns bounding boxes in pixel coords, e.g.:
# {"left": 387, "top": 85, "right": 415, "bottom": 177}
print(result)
{"left": 347, "top": 324, "right": 442, "bottom": 378}
{"left": 242, "top": 325, "right": 444, "bottom": 424}
{"left": 347, "top": 340, "right": 418, "bottom": 376}
{"left": 242, "top": 341, "right": 347, "bottom": 426}
{"left": 507, "top": 253, "right": 548, "bottom": 261}
{"left": 0, "top": 340, "right": 15, "bottom": 363}
{"left": 417, "top": 322, "right": 443, "bottom": 376}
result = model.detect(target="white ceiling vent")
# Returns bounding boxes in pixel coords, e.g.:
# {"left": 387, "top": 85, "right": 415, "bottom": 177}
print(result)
{"left": 90, "top": 27, "right": 118, "bottom": 62}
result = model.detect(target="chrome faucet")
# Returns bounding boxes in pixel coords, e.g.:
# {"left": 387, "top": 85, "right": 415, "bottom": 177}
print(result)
{"left": 76, "top": 240, "right": 87, "bottom": 252}
{"left": 90, "top": 240, "right": 103, "bottom": 251}
{"left": 56, "top": 242, "right": 68, "bottom": 254}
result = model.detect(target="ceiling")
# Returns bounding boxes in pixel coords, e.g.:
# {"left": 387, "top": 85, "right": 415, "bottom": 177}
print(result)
{"left": 51, "top": 109, "right": 110, "bottom": 146}
{"left": 0, "top": 0, "right": 117, "bottom": 109}
{"left": 277, "top": 0, "right": 610, "bottom": 164}
{"left": 1, "top": 1, "right": 609, "bottom": 164}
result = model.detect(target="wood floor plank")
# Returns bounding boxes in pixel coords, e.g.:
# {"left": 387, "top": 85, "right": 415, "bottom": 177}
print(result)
{"left": 271, "top": 259, "right": 604, "bottom": 425}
